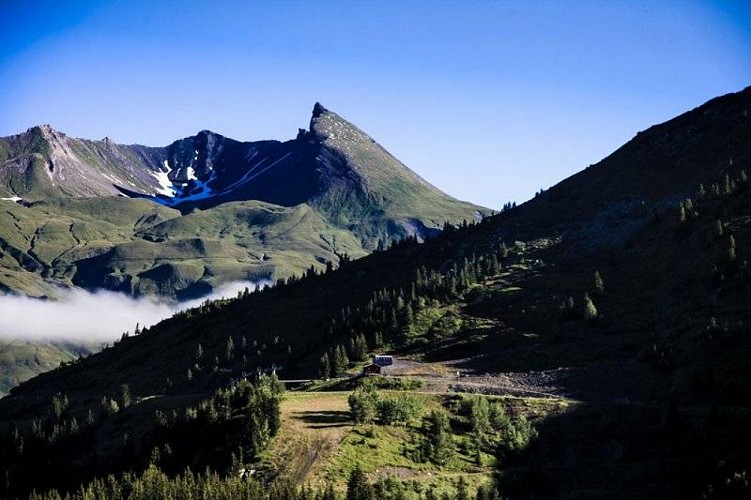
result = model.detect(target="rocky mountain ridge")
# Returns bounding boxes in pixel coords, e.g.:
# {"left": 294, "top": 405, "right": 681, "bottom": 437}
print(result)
{"left": 0, "top": 104, "right": 485, "bottom": 299}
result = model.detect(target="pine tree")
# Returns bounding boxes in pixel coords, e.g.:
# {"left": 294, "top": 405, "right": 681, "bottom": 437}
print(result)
{"left": 499, "top": 242, "right": 509, "bottom": 259}
{"left": 424, "top": 410, "right": 455, "bottom": 466}
{"left": 583, "top": 293, "right": 598, "bottom": 321}
{"left": 456, "top": 477, "right": 470, "bottom": 500}
{"left": 225, "top": 336, "right": 235, "bottom": 361}
{"left": 389, "top": 308, "right": 399, "bottom": 335}
{"left": 489, "top": 254, "right": 500, "bottom": 275}
{"left": 347, "top": 466, "right": 375, "bottom": 500}
{"left": 684, "top": 197, "right": 694, "bottom": 214}
{"left": 120, "top": 384, "right": 131, "bottom": 409}
{"left": 594, "top": 270, "right": 605, "bottom": 294}
{"left": 404, "top": 303, "right": 414, "bottom": 328}
{"left": 320, "top": 353, "right": 331, "bottom": 379}
{"left": 352, "top": 334, "right": 369, "bottom": 361}
{"left": 332, "top": 345, "right": 349, "bottom": 376}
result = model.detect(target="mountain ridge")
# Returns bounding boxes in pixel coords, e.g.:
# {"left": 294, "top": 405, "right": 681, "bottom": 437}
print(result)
{"left": 0, "top": 104, "right": 486, "bottom": 300}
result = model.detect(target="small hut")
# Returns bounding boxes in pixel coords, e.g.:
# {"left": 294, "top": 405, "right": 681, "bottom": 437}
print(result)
{"left": 362, "top": 364, "right": 382, "bottom": 375}
{"left": 372, "top": 354, "right": 393, "bottom": 367}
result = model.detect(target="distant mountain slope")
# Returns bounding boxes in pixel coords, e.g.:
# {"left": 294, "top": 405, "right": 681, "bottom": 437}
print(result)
{"left": 0, "top": 104, "right": 485, "bottom": 298}
{"left": 0, "top": 339, "right": 100, "bottom": 398}
{"left": 120, "top": 103, "right": 482, "bottom": 245}
{"left": 0, "top": 125, "right": 165, "bottom": 199}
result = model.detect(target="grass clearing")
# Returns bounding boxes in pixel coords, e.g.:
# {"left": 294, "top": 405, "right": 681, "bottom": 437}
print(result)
{"left": 264, "top": 390, "right": 557, "bottom": 496}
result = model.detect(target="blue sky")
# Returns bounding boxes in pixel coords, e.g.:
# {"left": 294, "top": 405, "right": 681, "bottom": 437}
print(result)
{"left": 1, "top": 1, "right": 750, "bottom": 209}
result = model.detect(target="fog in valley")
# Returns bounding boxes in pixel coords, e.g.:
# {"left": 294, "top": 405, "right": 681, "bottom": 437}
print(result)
{"left": 0, "top": 281, "right": 269, "bottom": 342}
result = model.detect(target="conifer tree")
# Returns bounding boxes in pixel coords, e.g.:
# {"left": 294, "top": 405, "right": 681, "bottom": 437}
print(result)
{"left": 319, "top": 353, "right": 331, "bottom": 379}
{"left": 404, "top": 303, "right": 414, "bottom": 328}
{"left": 456, "top": 477, "right": 470, "bottom": 500}
{"left": 594, "top": 270, "right": 605, "bottom": 294}
{"left": 424, "top": 410, "right": 455, "bottom": 466}
{"left": 353, "top": 334, "right": 368, "bottom": 361}
{"left": 120, "top": 384, "right": 131, "bottom": 409}
{"left": 583, "top": 293, "right": 598, "bottom": 321}
{"left": 225, "top": 336, "right": 235, "bottom": 361}
{"left": 332, "top": 345, "right": 349, "bottom": 376}
{"left": 499, "top": 242, "right": 509, "bottom": 259}
{"left": 347, "top": 466, "right": 375, "bottom": 500}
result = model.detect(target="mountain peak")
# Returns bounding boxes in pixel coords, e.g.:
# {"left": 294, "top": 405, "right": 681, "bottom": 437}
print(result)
{"left": 27, "top": 124, "right": 60, "bottom": 138}
{"left": 312, "top": 102, "right": 328, "bottom": 119}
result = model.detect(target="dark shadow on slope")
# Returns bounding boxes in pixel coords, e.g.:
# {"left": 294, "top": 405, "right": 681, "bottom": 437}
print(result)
{"left": 295, "top": 410, "right": 351, "bottom": 427}
{"left": 497, "top": 400, "right": 751, "bottom": 499}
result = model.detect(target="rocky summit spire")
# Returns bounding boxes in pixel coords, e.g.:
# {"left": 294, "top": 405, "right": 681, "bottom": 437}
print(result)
{"left": 312, "top": 102, "right": 328, "bottom": 119}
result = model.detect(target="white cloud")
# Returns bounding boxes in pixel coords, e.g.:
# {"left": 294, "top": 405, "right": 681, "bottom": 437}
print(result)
{"left": 0, "top": 281, "right": 270, "bottom": 342}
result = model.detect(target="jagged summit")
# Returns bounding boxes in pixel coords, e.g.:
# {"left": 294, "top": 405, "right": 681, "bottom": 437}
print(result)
{"left": 311, "top": 101, "right": 328, "bottom": 119}
{"left": 0, "top": 105, "right": 485, "bottom": 300}
{"left": 3, "top": 106, "right": 485, "bottom": 226}
{"left": 112, "top": 105, "right": 484, "bottom": 236}
{"left": 28, "top": 123, "right": 56, "bottom": 134}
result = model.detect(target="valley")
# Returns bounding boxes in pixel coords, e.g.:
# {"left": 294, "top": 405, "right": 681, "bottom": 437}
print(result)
{"left": 0, "top": 86, "right": 749, "bottom": 498}
{"left": 0, "top": 103, "right": 484, "bottom": 395}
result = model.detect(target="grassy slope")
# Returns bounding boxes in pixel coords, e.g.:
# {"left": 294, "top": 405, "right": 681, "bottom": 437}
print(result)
{"left": 309, "top": 104, "right": 485, "bottom": 247}
{"left": 0, "top": 339, "right": 100, "bottom": 398}
{"left": 0, "top": 196, "right": 371, "bottom": 392}
{"left": 264, "top": 390, "right": 565, "bottom": 497}
{"left": 0, "top": 196, "right": 373, "bottom": 299}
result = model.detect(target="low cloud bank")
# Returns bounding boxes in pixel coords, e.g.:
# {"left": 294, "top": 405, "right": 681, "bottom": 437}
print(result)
{"left": 0, "top": 281, "right": 270, "bottom": 342}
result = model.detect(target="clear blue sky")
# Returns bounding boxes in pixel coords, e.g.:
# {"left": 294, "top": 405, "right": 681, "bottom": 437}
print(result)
{"left": 1, "top": 0, "right": 750, "bottom": 209}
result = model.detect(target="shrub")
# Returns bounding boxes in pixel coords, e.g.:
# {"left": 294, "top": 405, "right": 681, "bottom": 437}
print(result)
{"left": 349, "top": 387, "right": 378, "bottom": 424}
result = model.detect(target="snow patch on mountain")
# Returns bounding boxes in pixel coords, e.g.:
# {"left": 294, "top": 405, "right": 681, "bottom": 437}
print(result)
{"left": 147, "top": 149, "right": 293, "bottom": 207}
{"left": 151, "top": 161, "right": 176, "bottom": 197}
{"left": 152, "top": 169, "right": 218, "bottom": 207}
